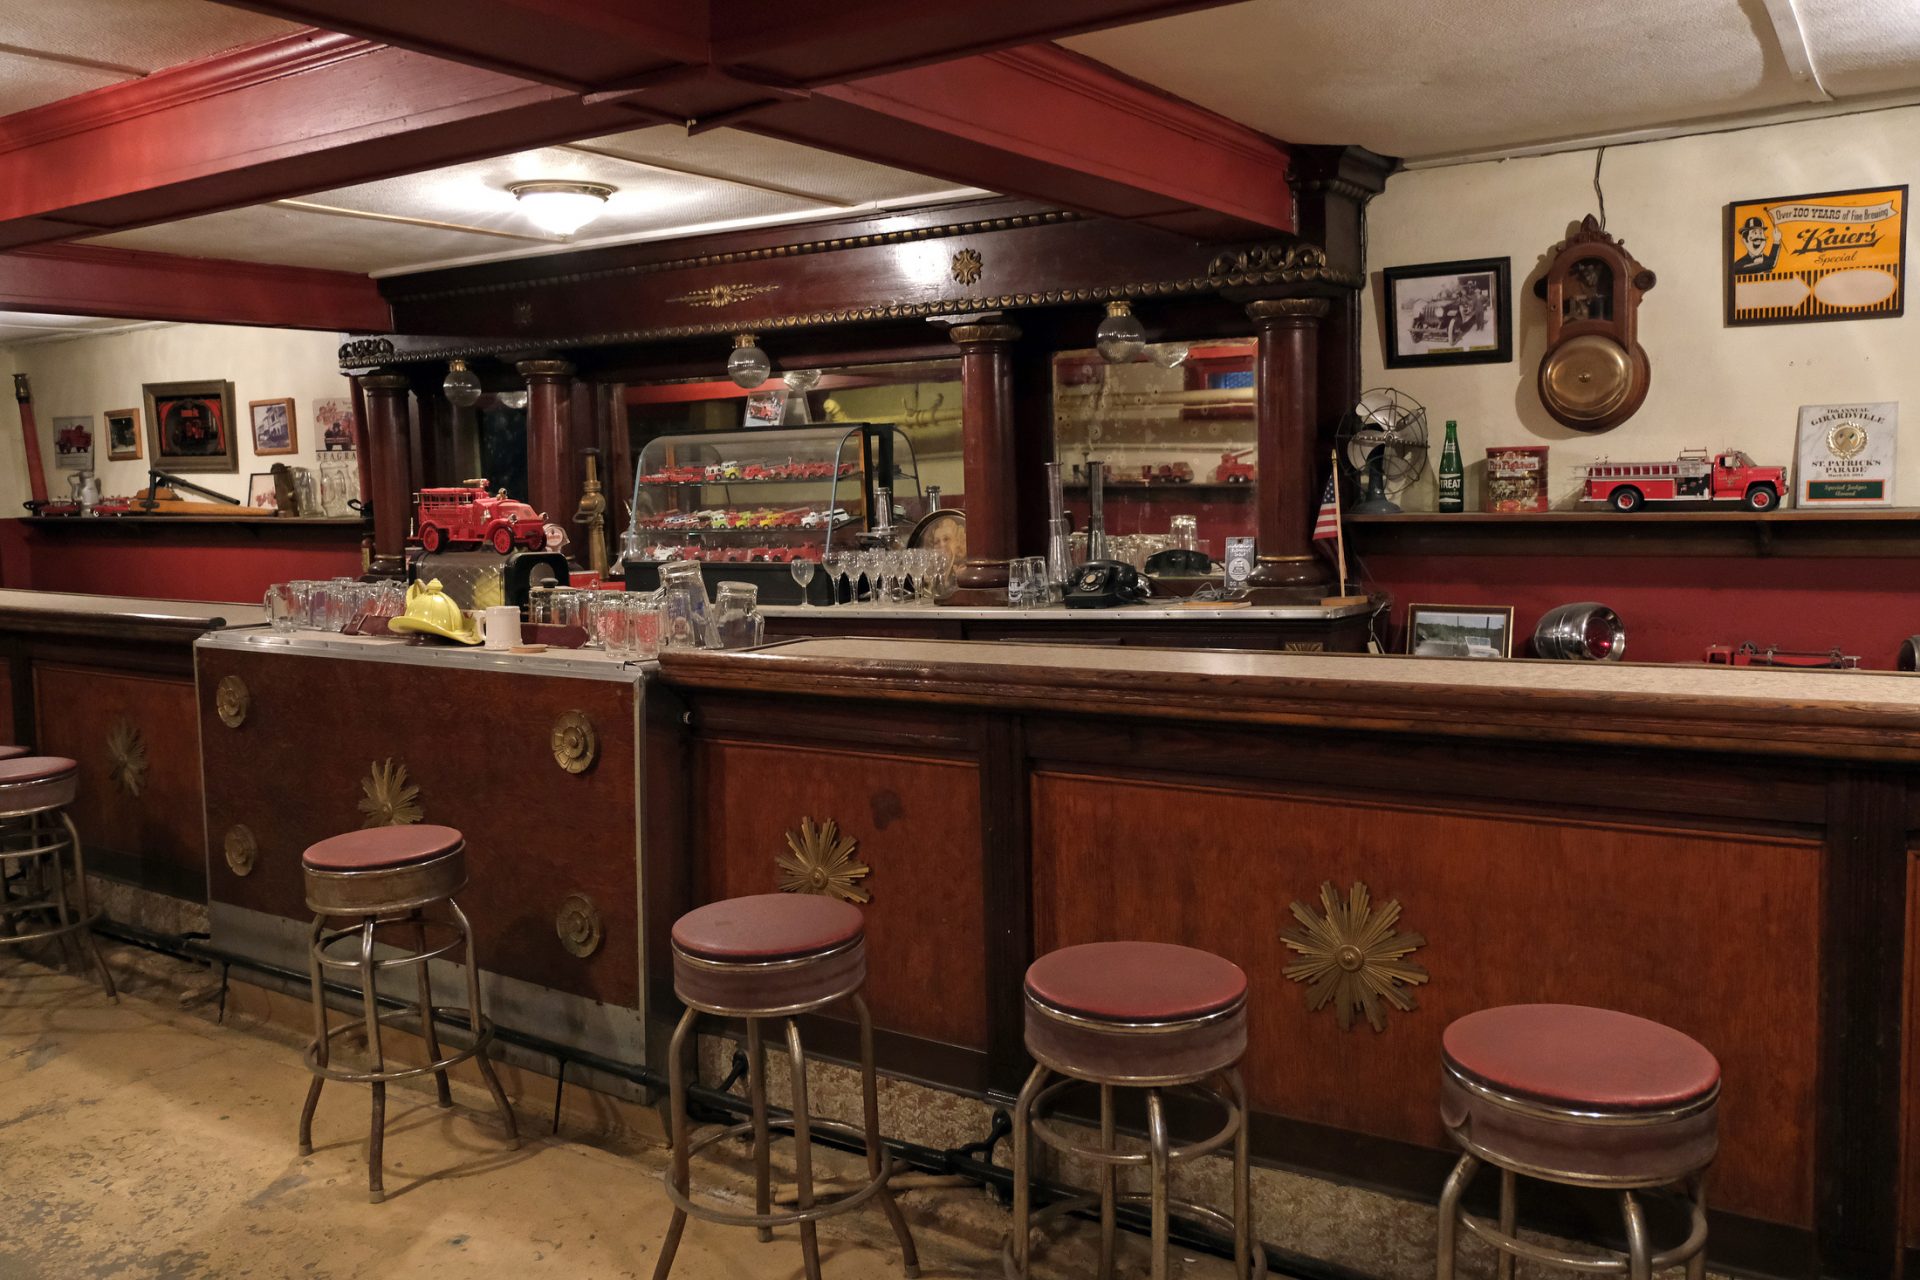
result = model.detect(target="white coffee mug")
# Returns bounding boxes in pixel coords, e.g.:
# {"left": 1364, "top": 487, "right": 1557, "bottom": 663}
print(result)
{"left": 482, "top": 605, "right": 521, "bottom": 651}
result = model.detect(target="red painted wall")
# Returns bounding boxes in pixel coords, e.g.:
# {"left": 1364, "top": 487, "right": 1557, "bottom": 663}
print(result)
{"left": 1362, "top": 552, "right": 1920, "bottom": 669}
{"left": 0, "top": 519, "right": 364, "bottom": 603}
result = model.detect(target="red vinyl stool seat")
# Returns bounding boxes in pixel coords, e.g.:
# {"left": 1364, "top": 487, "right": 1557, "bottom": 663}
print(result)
{"left": 1437, "top": 1005, "right": 1721, "bottom": 1280}
{"left": 0, "top": 754, "right": 114, "bottom": 1000}
{"left": 295, "top": 823, "right": 514, "bottom": 1203}
{"left": 655, "top": 893, "right": 918, "bottom": 1280}
{"left": 1008, "top": 942, "right": 1261, "bottom": 1280}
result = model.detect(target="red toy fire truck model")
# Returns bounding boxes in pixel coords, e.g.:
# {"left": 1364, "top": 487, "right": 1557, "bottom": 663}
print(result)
{"left": 1213, "top": 449, "right": 1256, "bottom": 484}
{"left": 413, "top": 480, "right": 547, "bottom": 554}
{"left": 1582, "top": 449, "right": 1784, "bottom": 512}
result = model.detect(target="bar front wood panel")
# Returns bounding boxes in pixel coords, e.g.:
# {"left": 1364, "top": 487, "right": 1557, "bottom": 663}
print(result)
{"left": 1029, "top": 771, "right": 1822, "bottom": 1229}
{"left": 693, "top": 738, "right": 988, "bottom": 1052}
{"left": 33, "top": 662, "right": 204, "bottom": 897}
{"left": 198, "top": 648, "right": 639, "bottom": 1007}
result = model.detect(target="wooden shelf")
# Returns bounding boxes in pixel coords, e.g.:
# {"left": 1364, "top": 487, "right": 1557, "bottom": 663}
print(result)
{"left": 1063, "top": 482, "right": 1254, "bottom": 497}
{"left": 1346, "top": 508, "right": 1920, "bottom": 558}
{"left": 23, "top": 516, "right": 366, "bottom": 533}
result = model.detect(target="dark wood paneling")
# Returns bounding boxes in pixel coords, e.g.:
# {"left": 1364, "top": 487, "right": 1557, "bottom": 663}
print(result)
{"left": 1029, "top": 771, "right": 1822, "bottom": 1228}
{"left": 692, "top": 738, "right": 988, "bottom": 1051}
{"left": 198, "top": 648, "right": 640, "bottom": 1007}
{"left": 33, "top": 663, "right": 204, "bottom": 898}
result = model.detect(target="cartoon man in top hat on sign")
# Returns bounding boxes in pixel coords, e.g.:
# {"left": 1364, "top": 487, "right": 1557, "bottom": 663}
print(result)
{"left": 1732, "top": 214, "right": 1782, "bottom": 275}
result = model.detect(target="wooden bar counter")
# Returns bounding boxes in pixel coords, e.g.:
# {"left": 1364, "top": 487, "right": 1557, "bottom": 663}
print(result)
{"left": 652, "top": 638, "right": 1920, "bottom": 1278}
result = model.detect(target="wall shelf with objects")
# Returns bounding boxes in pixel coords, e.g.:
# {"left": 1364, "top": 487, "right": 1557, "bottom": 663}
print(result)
{"left": 1347, "top": 509, "right": 1920, "bottom": 558}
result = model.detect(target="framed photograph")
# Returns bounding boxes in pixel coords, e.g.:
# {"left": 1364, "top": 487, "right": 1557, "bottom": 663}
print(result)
{"left": 1381, "top": 257, "right": 1513, "bottom": 367}
{"left": 249, "top": 398, "right": 297, "bottom": 456}
{"left": 246, "top": 473, "right": 280, "bottom": 511}
{"left": 743, "top": 387, "right": 787, "bottom": 428}
{"left": 1726, "top": 185, "right": 1906, "bottom": 325}
{"left": 51, "top": 415, "right": 94, "bottom": 469}
{"left": 143, "top": 379, "right": 237, "bottom": 474}
{"left": 313, "top": 397, "right": 358, "bottom": 452}
{"left": 1406, "top": 603, "right": 1514, "bottom": 659}
{"left": 104, "top": 407, "right": 141, "bottom": 461}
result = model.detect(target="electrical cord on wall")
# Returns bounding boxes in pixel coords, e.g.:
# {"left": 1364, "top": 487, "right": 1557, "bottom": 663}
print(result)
{"left": 1593, "top": 145, "right": 1608, "bottom": 230}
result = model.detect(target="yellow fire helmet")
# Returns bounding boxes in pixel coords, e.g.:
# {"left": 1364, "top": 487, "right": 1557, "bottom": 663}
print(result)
{"left": 388, "top": 578, "right": 481, "bottom": 645}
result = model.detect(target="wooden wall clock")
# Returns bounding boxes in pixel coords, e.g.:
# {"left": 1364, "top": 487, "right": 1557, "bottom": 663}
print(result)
{"left": 1533, "top": 215, "right": 1656, "bottom": 433}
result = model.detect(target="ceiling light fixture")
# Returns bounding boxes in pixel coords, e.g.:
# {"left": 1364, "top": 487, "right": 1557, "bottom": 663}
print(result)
{"left": 727, "top": 333, "right": 772, "bottom": 388}
{"left": 442, "top": 358, "right": 482, "bottom": 407}
{"left": 508, "top": 181, "right": 615, "bottom": 236}
{"left": 1095, "top": 300, "right": 1146, "bottom": 364}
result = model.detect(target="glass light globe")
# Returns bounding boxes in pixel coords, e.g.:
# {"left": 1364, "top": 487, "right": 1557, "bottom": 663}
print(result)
{"left": 497, "top": 390, "right": 529, "bottom": 411}
{"left": 442, "top": 359, "right": 482, "bottom": 407}
{"left": 727, "top": 334, "right": 771, "bottom": 388}
{"left": 508, "top": 181, "right": 614, "bottom": 237}
{"left": 1096, "top": 301, "right": 1146, "bottom": 364}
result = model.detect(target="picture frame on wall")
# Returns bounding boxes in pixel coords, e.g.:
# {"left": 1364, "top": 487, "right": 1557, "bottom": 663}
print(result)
{"left": 313, "top": 398, "right": 358, "bottom": 452}
{"left": 143, "top": 379, "right": 238, "bottom": 473}
{"left": 246, "top": 473, "right": 280, "bottom": 511}
{"left": 249, "top": 398, "right": 297, "bottom": 456}
{"left": 105, "top": 407, "right": 141, "bottom": 461}
{"left": 1725, "top": 184, "right": 1906, "bottom": 325}
{"left": 1406, "top": 603, "right": 1515, "bottom": 659}
{"left": 1381, "top": 257, "right": 1514, "bottom": 368}
{"left": 52, "top": 415, "right": 94, "bottom": 469}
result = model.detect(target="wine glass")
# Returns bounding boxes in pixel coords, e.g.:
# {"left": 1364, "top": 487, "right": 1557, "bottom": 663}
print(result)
{"left": 821, "top": 551, "right": 846, "bottom": 605}
{"left": 790, "top": 555, "right": 816, "bottom": 606}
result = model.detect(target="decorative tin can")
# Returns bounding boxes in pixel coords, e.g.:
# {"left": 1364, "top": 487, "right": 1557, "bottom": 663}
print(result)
{"left": 1485, "top": 445, "right": 1550, "bottom": 513}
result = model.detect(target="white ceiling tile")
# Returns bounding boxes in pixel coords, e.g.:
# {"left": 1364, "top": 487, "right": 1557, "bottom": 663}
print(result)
{"left": 575, "top": 125, "right": 957, "bottom": 204}
{"left": 1797, "top": 0, "right": 1920, "bottom": 96}
{"left": 0, "top": 0, "right": 297, "bottom": 75}
{"left": 0, "top": 50, "right": 126, "bottom": 113}
{"left": 83, "top": 203, "right": 525, "bottom": 273}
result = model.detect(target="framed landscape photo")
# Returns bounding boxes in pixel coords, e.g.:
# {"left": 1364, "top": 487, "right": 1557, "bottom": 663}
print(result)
{"left": 1381, "top": 257, "right": 1514, "bottom": 367}
{"left": 143, "top": 379, "right": 238, "bottom": 473}
{"left": 1725, "top": 184, "right": 1906, "bottom": 325}
{"left": 1406, "top": 603, "right": 1515, "bottom": 659}
{"left": 52, "top": 415, "right": 94, "bottom": 469}
{"left": 105, "top": 407, "right": 141, "bottom": 461}
{"left": 249, "top": 398, "right": 297, "bottom": 456}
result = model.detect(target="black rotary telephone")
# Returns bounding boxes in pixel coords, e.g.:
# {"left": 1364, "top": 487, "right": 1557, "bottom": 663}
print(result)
{"left": 1064, "top": 559, "right": 1150, "bottom": 609}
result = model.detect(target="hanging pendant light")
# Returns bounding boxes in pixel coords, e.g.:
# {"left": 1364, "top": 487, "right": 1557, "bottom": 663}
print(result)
{"left": 508, "top": 181, "right": 615, "bottom": 236}
{"left": 726, "top": 333, "right": 771, "bottom": 388}
{"left": 442, "top": 358, "right": 482, "bottom": 407}
{"left": 1095, "top": 300, "right": 1146, "bottom": 364}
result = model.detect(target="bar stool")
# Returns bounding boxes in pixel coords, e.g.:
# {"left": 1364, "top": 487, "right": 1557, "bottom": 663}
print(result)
{"left": 0, "top": 755, "right": 115, "bottom": 999}
{"left": 1008, "top": 941, "right": 1263, "bottom": 1280}
{"left": 296, "top": 823, "right": 518, "bottom": 1203}
{"left": 655, "top": 893, "right": 918, "bottom": 1280}
{"left": 0, "top": 745, "right": 28, "bottom": 760}
{"left": 1437, "top": 1004, "right": 1719, "bottom": 1280}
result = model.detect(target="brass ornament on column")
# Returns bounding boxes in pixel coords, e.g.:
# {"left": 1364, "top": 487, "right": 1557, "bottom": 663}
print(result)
{"left": 950, "top": 248, "right": 983, "bottom": 286}
{"left": 357, "top": 758, "right": 423, "bottom": 828}
{"left": 776, "top": 817, "right": 872, "bottom": 904}
{"left": 555, "top": 892, "right": 603, "bottom": 958}
{"left": 215, "top": 675, "right": 250, "bottom": 729}
{"left": 550, "top": 711, "right": 598, "bottom": 774}
{"left": 224, "top": 825, "right": 258, "bottom": 877}
{"left": 106, "top": 720, "right": 148, "bottom": 798}
{"left": 1281, "top": 880, "right": 1427, "bottom": 1032}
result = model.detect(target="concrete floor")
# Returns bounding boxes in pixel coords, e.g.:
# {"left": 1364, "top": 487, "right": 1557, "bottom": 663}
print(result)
{"left": 0, "top": 944, "right": 1250, "bottom": 1280}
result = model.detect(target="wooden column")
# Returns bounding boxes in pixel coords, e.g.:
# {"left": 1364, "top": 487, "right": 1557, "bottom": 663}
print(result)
{"left": 519, "top": 357, "right": 574, "bottom": 533}
{"left": 949, "top": 321, "right": 1021, "bottom": 599}
{"left": 1246, "top": 298, "right": 1332, "bottom": 598}
{"left": 356, "top": 371, "right": 413, "bottom": 579}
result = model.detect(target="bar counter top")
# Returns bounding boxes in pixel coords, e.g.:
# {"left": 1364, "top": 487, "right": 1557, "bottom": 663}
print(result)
{"left": 0, "top": 588, "right": 265, "bottom": 638}
{"left": 757, "top": 599, "right": 1375, "bottom": 622}
{"left": 196, "top": 626, "right": 646, "bottom": 681}
{"left": 660, "top": 636, "right": 1920, "bottom": 761}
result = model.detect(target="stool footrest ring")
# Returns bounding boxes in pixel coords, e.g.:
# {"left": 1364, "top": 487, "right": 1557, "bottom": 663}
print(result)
{"left": 1027, "top": 1075, "right": 1241, "bottom": 1170}
{"left": 999, "top": 1190, "right": 1267, "bottom": 1280}
{"left": 1457, "top": 1193, "right": 1708, "bottom": 1276}
{"left": 662, "top": 1114, "right": 897, "bottom": 1230}
{"left": 0, "top": 909, "right": 103, "bottom": 946}
{"left": 303, "top": 1006, "right": 495, "bottom": 1085}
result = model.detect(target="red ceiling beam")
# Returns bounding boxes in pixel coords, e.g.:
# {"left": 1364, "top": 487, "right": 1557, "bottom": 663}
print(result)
{"left": 0, "top": 244, "right": 390, "bottom": 332}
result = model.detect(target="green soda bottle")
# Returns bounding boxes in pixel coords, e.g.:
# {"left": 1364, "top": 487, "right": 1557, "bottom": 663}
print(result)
{"left": 1438, "top": 419, "right": 1465, "bottom": 513}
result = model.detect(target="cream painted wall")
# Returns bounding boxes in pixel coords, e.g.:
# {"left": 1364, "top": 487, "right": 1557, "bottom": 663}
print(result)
{"left": 0, "top": 324, "right": 350, "bottom": 513}
{"left": 1362, "top": 106, "right": 1920, "bottom": 510}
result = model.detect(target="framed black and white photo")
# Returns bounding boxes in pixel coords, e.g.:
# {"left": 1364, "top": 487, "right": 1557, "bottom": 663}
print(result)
{"left": 1381, "top": 257, "right": 1513, "bottom": 367}
{"left": 1406, "top": 603, "right": 1514, "bottom": 659}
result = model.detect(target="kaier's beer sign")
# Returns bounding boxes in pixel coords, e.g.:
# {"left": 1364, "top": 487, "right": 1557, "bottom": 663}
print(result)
{"left": 1725, "top": 185, "right": 1906, "bottom": 325}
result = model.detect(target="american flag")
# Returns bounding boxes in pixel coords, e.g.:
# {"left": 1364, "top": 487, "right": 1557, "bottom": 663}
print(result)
{"left": 1312, "top": 472, "right": 1340, "bottom": 541}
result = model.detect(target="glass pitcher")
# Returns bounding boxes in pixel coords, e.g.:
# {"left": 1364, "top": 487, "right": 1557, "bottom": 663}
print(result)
{"left": 659, "top": 560, "right": 713, "bottom": 649}
{"left": 709, "top": 581, "right": 765, "bottom": 650}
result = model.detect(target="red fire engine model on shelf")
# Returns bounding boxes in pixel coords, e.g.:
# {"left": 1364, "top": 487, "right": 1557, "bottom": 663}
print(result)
{"left": 1581, "top": 449, "right": 1785, "bottom": 511}
{"left": 412, "top": 480, "right": 547, "bottom": 554}
{"left": 1705, "top": 642, "right": 1860, "bottom": 669}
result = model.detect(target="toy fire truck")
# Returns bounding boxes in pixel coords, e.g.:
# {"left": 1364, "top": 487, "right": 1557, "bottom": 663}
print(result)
{"left": 1582, "top": 449, "right": 1785, "bottom": 512}
{"left": 412, "top": 480, "right": 547, "bottom": 554}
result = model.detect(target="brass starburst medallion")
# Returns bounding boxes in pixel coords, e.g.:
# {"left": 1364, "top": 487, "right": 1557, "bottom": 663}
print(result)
{"left": 776, "top": 817, "right": 871, "bottom": 904}
{"left": 215, "top": 675, "right": 250, "bottom": 728}
{"left": 106, "top": 720, "right": 147, "bottom": 798}
{"left": 1281, "top": 881, "right": 1428, "bottom": 1033}
{"left": 950, "top": 248, "right": 983, "bottom": 286}
{"left": 668, "top": 282, "right": 782, "bottom": 309}
{"left": 357, "top": 758, "right": 423, "bottom": 829}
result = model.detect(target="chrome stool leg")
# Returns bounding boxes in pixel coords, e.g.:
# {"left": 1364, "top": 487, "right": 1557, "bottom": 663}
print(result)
{"left": 786, "top": 1017, "right": 824, "bottom": 1280}
{"left": 1685, "top": 1173, "right": 1709, "bottom": 1280}
{"left": 1229, "top": 1068, "right": 1253, "bottom": 1280}
{"left": 747, "top": 1017, "right": 773, "bottom": 1242}
{"left": 412, "top": 910, "right": 452, "bottom": 1108}
{"left": 1495, "top": 1168, "right": 1517, "bottom": 1280}
{"left": 449, "top": 898, "right": 518, "bottom": 1145}
{"left": 1146, "top": 1090, "right": 1171, "bottom": 1280}
{"left": 297, "top": 915, "right": 327, "bottom": 1156}
{"left": 651, "top": 1007, "right": 697, "bottom": 1280}
{"left": 1435, "top": 1152, "right": 1479, "bottom": 1280}
{"left": 1009, "top": 1062, "right": 1048, "bottom": 1277}
{"left": 358, "top": 917, "right": 386, "bottom": 1204}
{"left": 59, "top": 814, "right": 115, "bottom": 1001}
{"left": 1097, "top": 1083, "right": 1118, "bottom": 1280}
{"left": 853, "top": 994, "right": 919, "bottom": 1277}
{"left": 1621, "top": 1191, "right": 1652, "bottom": 1280}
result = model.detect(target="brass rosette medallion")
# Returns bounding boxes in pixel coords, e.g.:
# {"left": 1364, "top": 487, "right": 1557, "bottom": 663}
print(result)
{"left": 107, "top": 720, "right": 148, "bottom": 798}
{"left": 950, "top": 248, "right": 983, "bottom": 285}
{"left": 551, "top": 711, "right": 597, "bottom": 774}
{"left": 357, "top": 759, "right": 423, "bottom": 828}
{"left": 1281, "top": 880, "right": 1428, "bottom": 1033}
{"left": 555, "top": 893, "right": 603, "bottom": 958}
{"left": 215, "top": 675, "right": 250, "bottom": 728}
{"left": 776, "top": 817, "right": 872, "bottom": 904}
{"left": 223, "top": 825, "right": 257, "bottom": 877}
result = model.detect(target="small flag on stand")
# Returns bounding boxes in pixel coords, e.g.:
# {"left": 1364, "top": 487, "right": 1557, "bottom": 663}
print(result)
{"left": 1312, "top": 472, "right": 1340, "bottom": 542}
